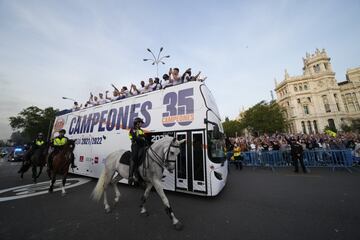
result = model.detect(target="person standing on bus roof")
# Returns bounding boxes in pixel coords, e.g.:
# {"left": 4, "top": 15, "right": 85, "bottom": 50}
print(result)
{"left": 128, "top": 117, "right": 147, "bottom": 186}
{"left": 170, "top": 67, "right": 181, "bottom": 86}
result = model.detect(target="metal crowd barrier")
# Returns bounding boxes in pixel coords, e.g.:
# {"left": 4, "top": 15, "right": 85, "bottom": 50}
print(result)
{"left": 230, "top": 149, "right": 354, "bottom": 172}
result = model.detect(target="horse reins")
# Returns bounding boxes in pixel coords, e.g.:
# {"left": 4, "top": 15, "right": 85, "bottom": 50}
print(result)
{"left": 147, "top": 142, "right": 180, "bottom": 171}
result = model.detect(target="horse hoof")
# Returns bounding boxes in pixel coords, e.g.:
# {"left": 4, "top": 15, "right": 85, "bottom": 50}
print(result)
{"left": 174, "top": 222, "right": 184, "bottom": 231}
{"left": 105, "top": 208, "right": 111, "bottom": 214}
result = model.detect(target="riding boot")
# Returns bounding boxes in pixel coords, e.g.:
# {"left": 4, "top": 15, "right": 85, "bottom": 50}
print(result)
{"left": 47, "top": 154, "right": 53, "bottom": 173}
{"left": 128, "top": 160, "right": 135, "bottom": 186}
{"left": 70, "top": 153, "right": 77, "bottom": 168}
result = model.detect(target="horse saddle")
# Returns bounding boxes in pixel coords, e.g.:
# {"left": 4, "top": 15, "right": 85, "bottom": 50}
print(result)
{"left": 119, "top": 149, "right": 147, "bottom": 166}
{"left": 119, "top": 151, "right": 132, "bottom": 165}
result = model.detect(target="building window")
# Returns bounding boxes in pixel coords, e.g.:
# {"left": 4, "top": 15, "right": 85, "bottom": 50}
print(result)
{"left": 297, "top": 98, "right": 301, "bottom": 103}
{"left": 307, "top": 97, "right": 311, "bottom": 102}
{"left": 303, "top": 105, "right": 310, "bottom": 115}
{"left": 352, "top": 93, "right": 360, "bottom": 111}
{"left": 294, "top": 86, "right": 298, "bottom": 92}
{"left": 333, "top": 94, "right": 340, "bottom": 111}
{"left": 307, "top": 121, "right": 313, "bottom": 134}
{"left": 345, "top": 93, "right": 355, "bottom": 112}
{"left": 313, "top": 120, "right": 318, "bottom": 134}
{"left": 322, "top": 95, "right": 331, "bottom": 112}
{"left": 328, "top": 119, "right": 336, "bottom": 131}
{"left": 299, "top": 85, "right": 303, "bottom": 91}
{"left": 301, "top": 121, "right": 307, "bottom": 134}
{"left": 314, "top": 64, "right": 320, "bottom": 73}
{"left": 336, "top": 103, "right": 340, "bottom": 111}
{"left": 342, "top": 95, "right": 349, "bottom": 112}
{"left": 287, "top": 101, "right": 290, "bottom": 106}
{"left": 324, "top": 63, "right": 328, "bottom": 70}
{"left": 304, "top": 84, "right": 308, "bottom": 90}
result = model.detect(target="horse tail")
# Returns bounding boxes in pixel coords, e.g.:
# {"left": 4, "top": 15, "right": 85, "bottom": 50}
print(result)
{"left": 91, "top": 168, "right": 107, "bottom": 201}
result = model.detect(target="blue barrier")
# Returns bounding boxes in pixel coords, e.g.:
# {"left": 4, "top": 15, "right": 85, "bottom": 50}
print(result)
{"left": 230, "top": 149, "right": 354, "bottom": 171}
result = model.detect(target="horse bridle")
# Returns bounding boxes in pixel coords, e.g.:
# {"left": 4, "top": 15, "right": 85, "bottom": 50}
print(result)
{"left": 148, "top": 141, "right": 180, "bottom": 172}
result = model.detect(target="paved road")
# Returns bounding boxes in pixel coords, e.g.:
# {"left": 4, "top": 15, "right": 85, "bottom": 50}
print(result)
{"left": 1, "top": 158, "right": 359, "bottom": 240}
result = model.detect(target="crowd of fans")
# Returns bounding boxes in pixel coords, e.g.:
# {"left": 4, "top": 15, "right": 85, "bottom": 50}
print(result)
{"left": 226, "top": 132, "right": 360, "bottom": 162}
{"left": 71, "top": 68, "right": 206, "bottom": 111}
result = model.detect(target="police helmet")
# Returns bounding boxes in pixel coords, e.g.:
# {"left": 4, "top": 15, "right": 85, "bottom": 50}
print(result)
{"left": 59, "top": 129, "right": 66, "bottom": 134}
{"left": 133, "top": 117, "right": 144, "bottom": 125}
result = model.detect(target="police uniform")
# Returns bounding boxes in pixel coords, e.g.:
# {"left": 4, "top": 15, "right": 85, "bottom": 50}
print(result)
{"left": 24, "top": 133, "right": 45, "bottom": 162}
{"left": 48, "top": 130, "right": 76, "bottom": 170}
{"left": 19, "top": 133, "right": 46, "bottom": 174}
{"left": 128, "top": 118, "right": 146, "bottom": 185}
{"left": 289, "top": 139, "right": 307, "bottom": 173}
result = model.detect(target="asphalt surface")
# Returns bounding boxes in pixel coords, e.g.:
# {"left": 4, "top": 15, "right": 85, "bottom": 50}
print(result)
{"left": 1, "top": 158, "right": 359, "bottom": 240}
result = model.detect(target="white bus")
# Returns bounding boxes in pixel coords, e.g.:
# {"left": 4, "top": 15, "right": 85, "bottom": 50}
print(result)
{"left": 52, "top": 81, "right": 227, "bottom": 196}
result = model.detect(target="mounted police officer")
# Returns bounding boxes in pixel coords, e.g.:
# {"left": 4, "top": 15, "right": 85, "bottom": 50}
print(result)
{"left": 27, "top": 132, "right": 46, "bottom": 159}
{"left": 19, "top": 132, "right": 46, "bottom": 174}
{"left": 47, "top": 129, "right": 77, "bottom": 171}
{"left": 128, "top": 117, "right": 147, "bottom": 186}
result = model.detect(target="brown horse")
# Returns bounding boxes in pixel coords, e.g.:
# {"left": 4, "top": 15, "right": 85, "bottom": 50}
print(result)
{"left": 48, "top": 139, "right": 76, "bottom": 195}
{"left": 19, "top": 144, "right": 49, "bottom": 183}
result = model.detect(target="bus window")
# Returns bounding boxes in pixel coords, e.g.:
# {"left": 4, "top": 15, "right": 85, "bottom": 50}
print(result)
{"left": 207, "top": 131, "right": 226, "bottom": 164}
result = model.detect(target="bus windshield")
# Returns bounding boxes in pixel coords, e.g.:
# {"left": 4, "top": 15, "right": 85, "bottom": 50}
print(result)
{"left": 207, "top": 131, "right": 226, "bottom": 164}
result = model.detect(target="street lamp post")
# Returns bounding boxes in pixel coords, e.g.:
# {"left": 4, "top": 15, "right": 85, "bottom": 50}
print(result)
{"left": 62, "top": 96, "right": 77, "bottom": 102}
{"left": 143, "top": 47, "right": 170, "bottom": 77}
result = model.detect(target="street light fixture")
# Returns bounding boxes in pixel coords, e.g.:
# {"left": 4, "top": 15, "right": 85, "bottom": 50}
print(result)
{"left": 62, "top": 96, "right": 77, "bottom": 102}
{"left": 143, "top": 47, "right": 170, "bottom": 77}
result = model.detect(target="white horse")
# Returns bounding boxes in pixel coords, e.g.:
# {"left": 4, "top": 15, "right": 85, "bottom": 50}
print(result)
{"left": 92, "top": 136, "right": 186, "bottom": 230}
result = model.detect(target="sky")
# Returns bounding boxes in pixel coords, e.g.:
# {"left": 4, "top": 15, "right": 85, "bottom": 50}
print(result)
{"left": 0, "top": 0, "right": 360, "bottom": 140}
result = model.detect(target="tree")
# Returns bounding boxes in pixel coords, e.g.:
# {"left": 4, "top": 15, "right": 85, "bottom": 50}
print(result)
{"left": 10, "top": 131, "right": 28, "bottom": 145}
{"left": 0, "top": 139, "right": 7, "bottom": 147}
{"left": 239, "top": 100, "right": 287, "bottom": 135}
{"left": 9, "top": 106, "right": 58, "bottom": 142}
{"left": 222, "top": 119, "right": 243, "bottom": 137}
{"left": 340, "top": 123, "right": 352, "bottom": 132}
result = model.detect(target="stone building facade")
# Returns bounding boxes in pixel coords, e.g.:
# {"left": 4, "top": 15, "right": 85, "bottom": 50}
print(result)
{"left": 275, "top": 49, "right": 360, "bottom": 134}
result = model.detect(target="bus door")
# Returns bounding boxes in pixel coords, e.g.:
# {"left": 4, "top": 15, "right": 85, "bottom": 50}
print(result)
{"left": 175, "top": 131, "right": 206, "bottom": 193}
{"left": 175, "top": 132, "right": 188, "bottom": 190}
{"left": 191, "top": 131, "right": 206, "bottom": 192}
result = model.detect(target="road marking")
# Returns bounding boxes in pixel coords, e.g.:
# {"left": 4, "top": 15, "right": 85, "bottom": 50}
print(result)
{"left": 284, "top": 174, "right": 322, "bottom": 178}
{"left": 0, "top": 178, "right": 91, "bottom": 202}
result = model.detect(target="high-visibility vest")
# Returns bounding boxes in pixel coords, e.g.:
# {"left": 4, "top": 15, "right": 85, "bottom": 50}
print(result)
{"left": 53, "top": 137, "right": 68, "bottom": 146}
{"left": 35, "top": 140, "right": 45, "bottom": 146}
{"left": 233, "top": 147, "right": 241, "bottom": 157}
{"left": 129, "top": 129, "right": 145, "bottom": 140}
